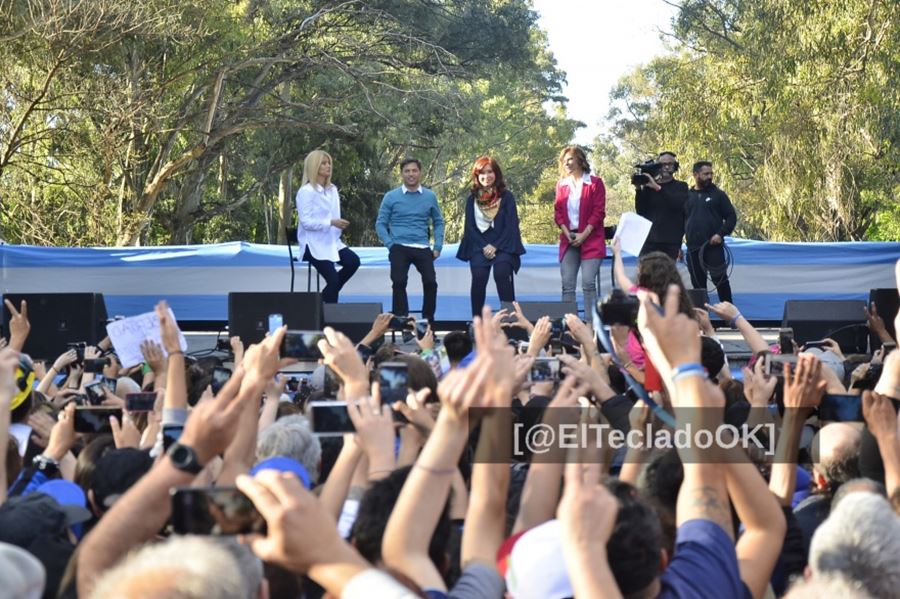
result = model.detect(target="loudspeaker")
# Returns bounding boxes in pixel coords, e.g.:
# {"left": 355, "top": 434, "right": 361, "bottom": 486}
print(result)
{"left": 324, "top": 303, "right": 383, "bottom": 343}
{"left": 869, "top": 288, "right": 899, "bottom": 351}
{"left": 782, "top": 300, "right": 868, "bottom": 354}
{"left": 686, "top": 289, "right": 710, "bottom": 310}
{"left": 517, "top": 301, "right": 578, "bottom": 322}
{"left": 228, "top": 292, "right": 322, "bottom": 346}
{"left": 2, "top": 293, "right": 108, "bottom": 360}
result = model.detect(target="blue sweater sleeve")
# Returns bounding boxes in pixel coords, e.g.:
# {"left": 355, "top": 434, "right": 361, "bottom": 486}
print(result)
{"left": 375, "top": 193, "right": 394, "bottom": 248}
{"left": 430, "top": 194, "right": 445, "bottom": 251}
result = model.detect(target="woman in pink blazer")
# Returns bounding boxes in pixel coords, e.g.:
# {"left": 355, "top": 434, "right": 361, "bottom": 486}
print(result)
{"left": 554, "top": 146, "right": 606, "bottom": 322}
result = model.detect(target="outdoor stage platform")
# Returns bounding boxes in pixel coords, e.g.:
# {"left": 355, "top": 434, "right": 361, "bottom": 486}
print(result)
{"left": 1, "top": 239, "right": 897, "bottom": 329}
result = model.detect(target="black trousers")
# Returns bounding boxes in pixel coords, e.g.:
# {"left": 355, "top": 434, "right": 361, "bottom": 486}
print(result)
{"left": 389, "top": 245, "right": 437, "bottom": 322}
{"left": 303, "top": 247, "right": 360, "bottom": 303}
{"left": 686, "top": 244, "right": 732, "bottom": 303}
{"left": 469, "top": 252, "right": 516, "bottom": 317}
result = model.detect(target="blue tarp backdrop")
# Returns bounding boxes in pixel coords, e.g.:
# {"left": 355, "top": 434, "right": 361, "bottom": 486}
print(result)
{"left": 1, "top": 239, "right": 897, "bottom": 322}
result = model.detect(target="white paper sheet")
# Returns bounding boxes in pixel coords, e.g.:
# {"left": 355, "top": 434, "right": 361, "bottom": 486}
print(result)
{"left": 9, "top": 423, "right": 31, "bottom": 457}
{"left": 106, "top": 308, "right": 188, "bottom": 368}
{"left": 613, "top": 212, "right": 654, "bottom": 256}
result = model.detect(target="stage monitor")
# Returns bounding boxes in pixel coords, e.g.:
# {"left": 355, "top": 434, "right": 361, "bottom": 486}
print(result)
{"left": 782, "top": 299, "right": 868, "bottom": 354}
{"left": 2, "top": 293, "right": 108, "bottom": 360}
{"left": 228, "top": 292, "right": 322, "bottom": 346}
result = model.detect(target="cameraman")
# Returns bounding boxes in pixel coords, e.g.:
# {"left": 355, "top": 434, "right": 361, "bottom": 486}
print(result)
{"left": 633, "top": 151, "right": 688, "bottom": 260}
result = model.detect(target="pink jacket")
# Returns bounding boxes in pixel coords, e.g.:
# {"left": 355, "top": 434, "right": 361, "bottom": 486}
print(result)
{"left": 554, "top": 174, "right": 607, "bottom": 261}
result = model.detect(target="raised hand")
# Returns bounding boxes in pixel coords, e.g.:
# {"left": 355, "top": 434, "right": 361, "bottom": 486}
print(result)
{"left": 347, "top": 391, "right": 396, "bottom": 476}
{"left": 52, "top": 349, "right": 79, "bottom": 374}
{"left": 230, "top": 336, "right": 245, "bottom": 366}
{"left": 177, "top": 368, "right": 249, "bottom": 465}
{"left": 557, "top": 460, "right": 618, "bottom": 561}
{"left": 318, "top": 327, "right": 368, "bottom": 396}
{"left": 638, "top": 285, "right": 702, "bottom": 381}
{"left": 742, "top": 360, "right": 777, "bottom": 407}
{"left": 509, "top": 301, "right": 535, "bottom": 334}
{"left": 393, "top": 387, "right": 436, "bottom": 436}
{"left": 704, "top": 300, "right": 740, "bottom": 322}
{"left": 110, "top": 411, "right": 141, "bottom": 449}
{"left": 139, "top": 340, "right": 165, "bottom": 374}
{"left": 862, "top": 391, "right": 899, "bottom": 444}
{"left": 155, "top": 301, "right": 182, "bottom": 355}
{"left": 527, "top": 316, "right": 552, "bottom": 357}
{"left": 4, "top": 299, "right": 30, "bottom": 351}
{"left": 782, "top": 354, "right": 825, "bottom": 415}
{"left": 42, "top": 403, "right": 77, "bottom": 460}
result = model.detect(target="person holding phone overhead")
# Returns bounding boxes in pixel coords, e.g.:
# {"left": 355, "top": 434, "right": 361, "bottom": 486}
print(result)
{"left": 456, "top": 156, "right": 525, "bottom": 317}
{"left": 554, "top": 146, "right": 606, "bottom": 322}
{"left": 295, "top": 150, "right": 360, "bottom": 303}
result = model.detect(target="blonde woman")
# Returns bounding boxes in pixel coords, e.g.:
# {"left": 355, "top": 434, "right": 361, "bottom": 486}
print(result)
{"left": 295, "top": 150, "right": 359, "bottom": 302}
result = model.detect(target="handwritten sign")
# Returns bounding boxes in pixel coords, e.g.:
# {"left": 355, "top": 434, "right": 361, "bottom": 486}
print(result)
{"left": 106, "top": 308, "right": 187, "bottom": 368}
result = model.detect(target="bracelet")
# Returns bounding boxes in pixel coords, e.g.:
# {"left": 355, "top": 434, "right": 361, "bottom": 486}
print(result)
{"left": 414, "top": 463, "right": 456, "bottom": 476}
{"left": 167, "top": 350, "right": 184, "bottom": 359}
{"left": 671, "top": 362, "right": 705, "bottom": 382}
{"left": 729, "top": 314, "right": 743, "bottom": 329}
{"left": 48, "top": 366, "right": 57, "bottom": 374}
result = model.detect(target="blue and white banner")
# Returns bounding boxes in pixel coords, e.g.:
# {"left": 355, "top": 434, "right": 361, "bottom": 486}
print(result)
{"left": 1, "top": 239, "right": 897, "bottom": 322}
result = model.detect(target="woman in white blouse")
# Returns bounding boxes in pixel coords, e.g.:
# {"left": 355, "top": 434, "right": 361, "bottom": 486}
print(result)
{"left": 295, "top": 150, "right": 360, "bottom": 303}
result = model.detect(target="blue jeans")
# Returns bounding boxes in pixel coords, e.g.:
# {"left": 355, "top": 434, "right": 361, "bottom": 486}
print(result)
{"left": 560, "top": 246, "right": 601, "bottom": 322}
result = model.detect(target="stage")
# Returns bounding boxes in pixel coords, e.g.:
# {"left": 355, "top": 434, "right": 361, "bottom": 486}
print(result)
{"left": 1, "top": 239, "right": 897, "bottom": 326}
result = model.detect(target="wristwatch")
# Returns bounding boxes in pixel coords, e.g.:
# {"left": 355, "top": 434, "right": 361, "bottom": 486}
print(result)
{"left": 33, "top": 454, "right": 60, "bottom": 477}
{"left": 166, "top": 442, "right": 204, "bottom": 474}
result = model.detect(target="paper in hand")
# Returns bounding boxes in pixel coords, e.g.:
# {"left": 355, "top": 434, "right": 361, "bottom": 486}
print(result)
{"left": 106, "top": 308, "right": 188, "bottom": 368}
{"left": 613, "top": 212, "right": 653, "bottom": 256}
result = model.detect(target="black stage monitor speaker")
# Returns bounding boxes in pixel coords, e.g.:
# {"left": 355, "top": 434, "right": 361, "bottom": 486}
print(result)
{"left": 868, "top": 288, "right": 898, "bottom": 351}
{"left": 324, "top": 303, "right": 383, "bottom": 344}
{"left": 782, "top": 300, "right": 868, "bottom": 354}
{"left": 517, "top": 301, "right": 578, "bottom": 322}
{"left": 228, "top": 292, "right": 322, "bottom": 346}
{"left": 2, "top": 293, "right": 108, "bottom": 360}
{"left": 686, "top": 289, "right": 710, "bottom": 310}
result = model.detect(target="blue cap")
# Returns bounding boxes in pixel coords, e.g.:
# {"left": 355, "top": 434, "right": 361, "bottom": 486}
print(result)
{"left": 250, "top": 456, "right": 312, "bottom": 489}
{"left": 33, "top": 480, "right": 92, "bottom": 540}
{"left": 458, "top": 349, "right": 477, "bottom": 369}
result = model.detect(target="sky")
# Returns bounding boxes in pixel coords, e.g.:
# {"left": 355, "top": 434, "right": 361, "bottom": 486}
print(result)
{"left": 531, "top": 0, "right": 680, "bottom": 144}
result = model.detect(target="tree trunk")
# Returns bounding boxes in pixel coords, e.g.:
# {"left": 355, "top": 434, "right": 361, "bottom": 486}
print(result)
{"left": 277, "top": 165, "right": 293, "bottom": 243}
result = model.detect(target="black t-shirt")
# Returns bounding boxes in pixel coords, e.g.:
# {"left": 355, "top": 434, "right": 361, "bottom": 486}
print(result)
{"left": 635, "top": 179, "right": 689, "bottom": 245}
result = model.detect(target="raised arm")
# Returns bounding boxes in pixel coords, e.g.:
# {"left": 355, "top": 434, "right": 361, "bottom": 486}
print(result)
{"left": 706, "top": 301, "right": 768, "bottom": 355}
{"left": 611, "top": 238, "right": 634, "bottom": 291}
{"left": 4, "top": 299, "right": 30, "bottom": 352}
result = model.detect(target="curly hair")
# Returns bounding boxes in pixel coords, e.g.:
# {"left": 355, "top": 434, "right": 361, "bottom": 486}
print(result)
{"left": 637, "top": 251, "right": 694, "bottom": 316}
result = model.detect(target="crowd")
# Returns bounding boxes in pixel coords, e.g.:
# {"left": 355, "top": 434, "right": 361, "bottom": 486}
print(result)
{"left": 1, "top": 250, "right": 899, "bottom": 598}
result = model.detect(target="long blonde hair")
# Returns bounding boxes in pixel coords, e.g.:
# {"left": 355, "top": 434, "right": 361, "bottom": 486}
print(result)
{"left": 301, "top": 150, "right": 333, "bottom": 188}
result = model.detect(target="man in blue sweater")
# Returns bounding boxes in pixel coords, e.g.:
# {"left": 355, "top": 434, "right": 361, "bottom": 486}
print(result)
{"left": 375, "top": 158, "right": 445, "bottom": 323}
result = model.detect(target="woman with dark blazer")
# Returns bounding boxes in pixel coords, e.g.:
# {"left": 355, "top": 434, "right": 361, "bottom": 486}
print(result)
{"left": 554, "top": 145, "right": 606, "bottom": 322}
{"left": 456, "top": 156, "right": 526, "bottom": 317}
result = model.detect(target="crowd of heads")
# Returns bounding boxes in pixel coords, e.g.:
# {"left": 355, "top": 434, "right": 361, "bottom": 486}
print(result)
{"left": 0, "top": 255, "right": 898, "bottom": 599}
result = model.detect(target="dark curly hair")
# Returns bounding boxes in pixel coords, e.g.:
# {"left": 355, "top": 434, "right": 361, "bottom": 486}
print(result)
{"left": 637, "top": 251, "right": 694, "bottom": 316}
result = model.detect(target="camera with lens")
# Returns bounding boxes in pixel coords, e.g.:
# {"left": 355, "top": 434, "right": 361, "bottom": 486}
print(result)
{"left": 630, "top": 159, "right": 663, "bottom": 186}
{"left": 597, "top": 289, "right": 640, "bottom": 326}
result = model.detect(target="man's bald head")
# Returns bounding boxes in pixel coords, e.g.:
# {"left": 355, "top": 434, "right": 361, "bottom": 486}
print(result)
{"left": 812, "top": 423, "right": 862, "bottom": 488}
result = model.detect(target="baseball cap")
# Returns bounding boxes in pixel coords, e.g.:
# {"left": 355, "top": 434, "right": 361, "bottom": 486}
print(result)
{"left": 90, "top": 448, "right": 153, "bottom": 511}
{"left": 11, "top": 354, "right": 35, "bottom": 411}
{"left": 0, "top": 542, "right": 45, "bottom": 599}
{"left": 497, "top": 519, "right": 572, "bottom": 599}
{"left": 250, "top": 456, "right": 312, "bottom": 489}
{"left": 32, "top": 480, "right": 92, "bottom": 530}
{"left": 0, "top": 493, "right": 90, "bottom": 547}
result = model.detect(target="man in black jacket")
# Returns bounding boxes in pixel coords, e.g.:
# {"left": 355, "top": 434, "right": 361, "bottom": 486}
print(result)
{"left": 634, "top": 151, "right": 689, "bottom": 260}
{"left": 685, "top": 161, "right": 737, "bottom": 303}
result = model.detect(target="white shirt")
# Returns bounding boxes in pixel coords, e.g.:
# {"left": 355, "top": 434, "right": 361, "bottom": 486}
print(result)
{"left": 295, "top": 182, "right": 346, "bottom": 262}
{"left": 566, "top": 172, "right": 591, "bottom": 231}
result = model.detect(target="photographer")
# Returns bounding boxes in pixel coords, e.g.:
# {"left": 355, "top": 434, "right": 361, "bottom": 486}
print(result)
{"left": 633, "top": 151, "right": 689, "bottom": 260}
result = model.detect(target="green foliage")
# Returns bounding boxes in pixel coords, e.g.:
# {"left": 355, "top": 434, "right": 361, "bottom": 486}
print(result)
{"left": 598, "top": 0, "right": 899, "bottom": 241}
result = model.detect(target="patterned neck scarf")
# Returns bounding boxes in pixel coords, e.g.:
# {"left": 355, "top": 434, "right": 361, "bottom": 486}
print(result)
{"left": 476, "top": 186, "right": 501, "bottom": 221}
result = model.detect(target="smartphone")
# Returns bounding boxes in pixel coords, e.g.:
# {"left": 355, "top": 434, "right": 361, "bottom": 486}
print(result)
{"left": 309, "top": 401, "right": 355, "bottom": 436}
{"left": 163, "top": 424, "right": 184, "bottom": 451}
{"left": 818, "top": 394, "right": 864, "bottom": 422}
{"left": 389, "top": 315, "right": 412, "bottom": 331}
{"left": 84, "top": 380, "right": 106, "bottom": 406}
{"left": 357, "top": 344, "right": 374, "bottom": 362}
{"left": 803, "top": 340, "right": 830, "bottom": 351}
{"left": 550, "top": 318, "right": 566, "bottom": 338}
{"left": 764, "top": 354, "right": 798, "bottom": 377}
{"left": 529, "top": 358, "right": 560, "bottom": 383}
{"left": 83, "top": 358, "right": 109, "bottom": 373}
{"left": 379, "top": 362, "right": 409, "bottom": 405}
{"left": 210, "top": 367, "right": 232, "bottom": 395}
{"left": 778, "top": 328, "right": 794, "bottom": 355}
{"left": 103, "top": 377, "right": 117, "bottom": 395}
{"left": 73, "top": 407, "right": 121, "bottom": 433}
{"left": 267, "top": 313, "right": 283, "bottom": 335}
{"left": 125, "top": 392, "right": 156, "bottom": 412}
{"left": 281, "top": 330, "right": 325, "bottom": 360}
{"left": 415, "top": 320, "right": 429, "bottom": 340}
{"left": 67, "top": 342, "right": 87, "bottom": 362}
{"left": 170, "top": 486, "right": 266, "bottom": 535}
